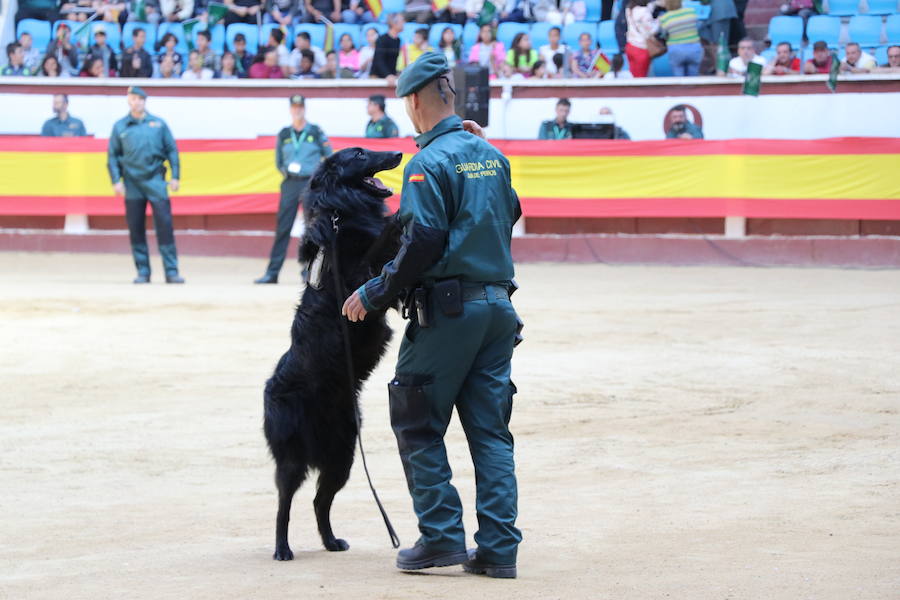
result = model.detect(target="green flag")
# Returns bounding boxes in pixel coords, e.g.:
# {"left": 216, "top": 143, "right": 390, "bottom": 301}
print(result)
{"left": 208, "top": 2, "right": 228, "bottom": 26}
{"left": 477, "top": 0, "right": 496, "bottom": 26}
{"left": 132, "top": 0, "right": 147, "bottom": 21}
{"left": 827, "top": 51, "right": 839, "bottom": 92}
{"left": 73, "top": 12, "right": 101, "bottom": 51}
{"left": 715, "top": 31, "right": 730, "bottom": 74}
{"left": 742, "top": 61, "right": 762, "bottom": 96}
{"left": 182, "top": 18, "right": 201, "bottom": 51}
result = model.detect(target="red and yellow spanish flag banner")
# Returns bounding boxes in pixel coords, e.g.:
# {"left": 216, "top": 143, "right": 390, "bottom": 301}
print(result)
{"left": 363, "top": 0, "right": 383, "bottom": 19}
{"left": 1, "top": 136, "right": 899, "bottom": 219}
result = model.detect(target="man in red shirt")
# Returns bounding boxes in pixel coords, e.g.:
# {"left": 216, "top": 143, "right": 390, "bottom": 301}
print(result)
{"left": 764, "top": 42, "right": 801, "bottom": 75}
{"left": 803, "top": 40, "right": 833, "bottom": 74}
{"left": 249, "top": 49, "right": 285, "bottom": 79}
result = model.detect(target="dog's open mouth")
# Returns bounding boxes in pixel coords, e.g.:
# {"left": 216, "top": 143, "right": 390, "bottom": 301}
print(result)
{"left": 362, "top": 176, "right": 394, "bottom": 198}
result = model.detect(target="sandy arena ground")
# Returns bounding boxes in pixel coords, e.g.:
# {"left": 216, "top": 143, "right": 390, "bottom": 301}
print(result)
{"left": 1, "top": 252, "right": 898, "bottom": 600}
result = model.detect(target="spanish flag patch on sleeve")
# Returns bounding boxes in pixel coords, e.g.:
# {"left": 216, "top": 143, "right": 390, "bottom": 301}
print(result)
{"left": 408, "top": 173, "right": 425, "bottom": 183}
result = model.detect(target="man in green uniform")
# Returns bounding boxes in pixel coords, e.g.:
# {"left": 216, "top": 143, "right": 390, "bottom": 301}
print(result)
{"left": 365, "top": 94, "right": 399, "bottom": 139}
{"left": 254, "top": 95, "right": 332, "bottom": 284}
{"left": 342, "top": 53, "right": 522, "bottom": 579}
{"left": 41, "top": 94, "right": 87, "bottom": 137}
{"left": 537, "top": 97, "right": 573, "bottom": 140}
{"left": 107, "top": 86, "right": 184, "bottom": 284}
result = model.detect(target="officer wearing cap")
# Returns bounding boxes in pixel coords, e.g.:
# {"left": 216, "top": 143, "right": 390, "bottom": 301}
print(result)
{"left": 365, "top": 94, "right": 399, "bottom": 139}
{"left": 342, "top": 52, "right": 523, "bottom": 579}
{"left": 254, "top": 95, "right": 332, "bottom": 284}
{"left": 107, "top": 86, "right": 184, "bottom": 284}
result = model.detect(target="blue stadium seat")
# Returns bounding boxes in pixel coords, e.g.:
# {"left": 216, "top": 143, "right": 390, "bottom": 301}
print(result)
{"left": 887, "top": 15, "right": 900, "bottom": 43}
{"left": 806, "top": 15, "right": 842, "bottom": 47}
{"left": 17, "top": 19, "right": 52, "bottom": 52}
{"left": 122, "top": 22, "right": 157, "bottom": 49}
{"left": 428, "top": 23, "right": 463, "bottom": 48}
{"left": 597, "top": 19, "right": 618, "bottom": 50}
{"left": 650, "top": 52, "right": 673, "bottom": 76}
{"left": 95, "top": 21, "right": 121, "bottom": 50}
{"left": 529, "top": 22, "right": 558, "bottom": 49}
{"left": 494, "top": 22, "right": 527, "bottom": 48}
{"left": 157, "top": 22, "right": 189, "bottom": 54}
{"left": 260, "top": 23, "right": 293, "bottom": 49}
{"left": 583, "top": 0, "right": 602, "bottom": 22}
{"left": 767, "top": 16, "right": 804, "bottom": 48}
{"left": 333, "top": 23, "right": 361, "bottom": 48}
{"left": 462, "top": 21, "right": 481, "bottom": 51}
{"left": 401, "top": 22, "right": 427, "bottom": 45}
{"left": 226, "top": 23, "right": 259, "bottom": 52}
{"left": 562, "top": 22, "right": 597, "bottom": 48}
{"left": 825, "top": 0, "right": 860, "bottom": 16}
{"left": 848, "top": 15, "right": 884, "bottom": 46}
{"left": 193, "top": 23, "right": 225, "bottom": 53}
{"left": 864, "top": 0, "right": 898, "bottom": 14}
{"left": 294, "top": 23, "right": 325, "bottom": 48}
{"left": 760, "top": 47, "right": 776, "bottom": 61}
{"left": 683, "top": 0, "right": 711, "bottom": 19}
{"left": 362, "top": 22, "right": 388, "bottom": 42}
{"left": 382, "top": 0, "right": 405, "bottom": 18}
{"left": 874, "top": 44, "right": 888, "bottom": 64}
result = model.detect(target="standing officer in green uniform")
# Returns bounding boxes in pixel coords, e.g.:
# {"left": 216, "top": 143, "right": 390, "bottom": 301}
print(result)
{"left": 342, "top": 53, "right": 523, "bottom": 579}
{"left": 254, "top": 95, "right": 332, "bottom": 284}
{"left": 365, "top": 94, "right": 400, "bottom": 139}
{"left": 107, "top": 86, "right": 184, "bottom": 284}
{"left": 537, "top": 97, "right": 573, "bottom": 140}
{"left": 41, "top": 94, "right": 87, "bottom": 137}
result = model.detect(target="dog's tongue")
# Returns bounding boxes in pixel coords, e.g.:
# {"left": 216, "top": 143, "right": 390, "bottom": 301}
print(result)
{"left": 365, "top": 177, "right": 391, "bottom": 193}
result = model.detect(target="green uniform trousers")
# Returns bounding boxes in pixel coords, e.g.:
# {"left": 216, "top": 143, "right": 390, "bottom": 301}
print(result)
{"left": 262, "top": 176, "right": 309, "bottom": 278}
{"left": 389, "top": 285, "right": 522, "bottom": 565}
{"left": 123, "top": 175, "right": 179, "bottom": 277}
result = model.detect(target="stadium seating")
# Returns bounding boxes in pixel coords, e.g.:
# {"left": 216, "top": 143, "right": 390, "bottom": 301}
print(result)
{"left": 767, "top": 16, "right": 804, "bottom": 48}
{"left": 294, "top": 23, "right": 326, "bottom": 48}
{"left": 16, "top": 19, "right": 52, "bottom": 52}
{"left": 597, "top": 19, "right": 618, "bottom": 50}
{"left": 806, "top": 15, "right": 842, "bottom": 47}
{"left": 683, "top": 0, "right": 711, "bottom": 19}
{"left": 259, "top": 23, "right": 292, "bottom": 49}
{"left": 584, "top": 0, "right": 603, "bottom": 22}
{"left": 529, "top": 22, "right": 556, "bottom": 49}
{"left": 887, "top": 14, "right": 900, "bottom": 42}
{"left": 225, "top": 23, "right": 259, "bottom": 52}
{"left": 381, "top": 0, "right": 405, "bottom": 17}
{"left": 401, "top": 22, "right": 426, "bottom": 45}
{"left": 496, "top": 22, "right": 529, "bottom": 48}
{"left": 650, "top": 52, "right": 673, "bottom": 76}
{"left": 563, "top": 22, "right": 597, "bottom": 48}
{"left": 428, "top": 23, "right": 463, "bottom": 48}
{"left": 874, "top": 44, "right": 889, "bottom": 63}
{"left": 848, "top": 15, "right": 884, "bottom": 46}
{"left": 157, "top": 22, "right": 190, "bottom": 54}
{"left": 462, "top": 21, "right": 481, "bottom": 49}
{"left": 362, "top": 22, "right": 388, "bottom": 41}
{"left": 194, "top": 23, "right": 225, "bottom": 53}
{"left": 864, "top": 0, "right": 899, "bottom": 15}
{"left": 826, "top": 0, "right": 860, "bottom": 16}
{"left": 122, "top": 22, "right": 157, "bottom": 49}
{"left": 95, "top": 21, "right": 122, "bottom": 49}
{"left": 333, "top": 23, "right": 362, "bottom": 48}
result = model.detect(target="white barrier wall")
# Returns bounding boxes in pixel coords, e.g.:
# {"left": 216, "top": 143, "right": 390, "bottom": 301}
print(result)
{"left": 2, "top": 86, "right": 899, "bottom": 141}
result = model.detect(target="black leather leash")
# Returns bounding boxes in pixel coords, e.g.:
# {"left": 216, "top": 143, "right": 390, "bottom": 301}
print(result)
{"left": 329, "top": 212, "right": 401, "bottom": 549}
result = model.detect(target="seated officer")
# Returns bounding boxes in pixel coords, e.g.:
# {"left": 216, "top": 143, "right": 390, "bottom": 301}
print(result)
{"left": 365, "top": 94, "right": 399, "bottom": 138}
{"left": 537, "top": 97, "right": 573, "bottom": 140}
{"left": 41, "top": 94, "right": 87, "bottom": 137}
{"left": 342, "top": 53, "right": 523, "bottom": 579}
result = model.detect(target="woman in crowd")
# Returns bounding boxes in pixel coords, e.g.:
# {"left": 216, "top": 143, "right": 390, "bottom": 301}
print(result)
{"left": 570, "top": 31, "right": 601, "bottom": 78}
{"left": 80, "top": 56, "right": 106, "bottom": 77}
{"left": 357, "top": 26, "right": 379, "bottom": 77}
{"left": 156, "top": 33, "right": 184, "bottom": 77}
{"left": 624, "top": 0, "right": 658, "bottom": 77}
{"left": 467, "top": 23, "right": 506, "bottom": 78}
{"left": 337, "top": 33, "right": 360, "bottom": 75}
{"left": 217, "top": 51, "right": 239, "bottom": 78}
{"left": 658, "top": 0, "right": 702, "bottom": 76}
{"left": 506, "top": 32, "right": 538, "bottom": 77}
{"left": 438, "top": 26, "right": 461, "bottom": 68}
{"left": 38, "top": 54, "right": 67, "bottom": 77}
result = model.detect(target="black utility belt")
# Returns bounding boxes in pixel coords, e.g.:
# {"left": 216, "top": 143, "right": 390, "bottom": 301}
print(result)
{"left": 403, "top": 279, "right": 510, "bottom": 328}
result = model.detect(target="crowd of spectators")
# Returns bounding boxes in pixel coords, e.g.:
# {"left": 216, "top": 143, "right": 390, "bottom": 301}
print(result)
{"left": 5, "top": 0, "right": 900, "bottom": 80}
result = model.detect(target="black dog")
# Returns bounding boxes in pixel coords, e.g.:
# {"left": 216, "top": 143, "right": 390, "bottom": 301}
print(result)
{"left": 263, "top": 147, "right": 403, "bottom": 561}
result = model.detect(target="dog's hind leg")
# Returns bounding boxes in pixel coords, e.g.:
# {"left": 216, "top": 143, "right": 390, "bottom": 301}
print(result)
{"left": 313, "top": 454, "right": 353, "bottom": 552}
{"left": 274, "top": 460, "right": 307, "bottom": 561}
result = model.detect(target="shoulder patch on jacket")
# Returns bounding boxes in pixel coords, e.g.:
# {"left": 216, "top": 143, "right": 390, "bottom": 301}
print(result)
{"left": 408, "top": 173, "right": 425, "bottom": 183}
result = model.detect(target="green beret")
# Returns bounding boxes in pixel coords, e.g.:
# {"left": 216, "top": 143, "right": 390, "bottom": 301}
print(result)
{"left": 127, "top": 86, "right": 147, "bottom": 99}
{"left": 396, "top": 52, "right": 451, "bottom": 98}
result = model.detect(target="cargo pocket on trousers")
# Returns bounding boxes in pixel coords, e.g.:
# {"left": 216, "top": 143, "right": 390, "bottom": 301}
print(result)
{"left": 388, "top": 375, "right": 434, "bottom": 454}
{"left": 505, "top": 381, "right": 517, "bottom": 426}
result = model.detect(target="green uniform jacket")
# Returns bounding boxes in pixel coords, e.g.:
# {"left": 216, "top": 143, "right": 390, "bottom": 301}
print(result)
{"left": 107, "top": 112, "right": 180, "bottom": 185}
{"left": 666, "top": 122, "right": 704, "bottom": 139}
{"left": 275, "top": 123, "right": 332, "bottom": 178}
{"left": 359, "top": 115, "right": 521, "bottom": 311}
{"left": 41, "top": 115, "right": 87, "bottom": 137}
{"left": 365, "top": 115, "right": 399, "bottom": 139}
{"left": 538, "top": 119, "right": 573, "bottom": 140}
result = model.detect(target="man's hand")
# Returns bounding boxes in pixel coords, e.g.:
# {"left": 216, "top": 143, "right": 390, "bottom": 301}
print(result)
{"left": 113, "top": 182, "right": 125, "bottom": 196}
{"left": 342, "top": 290, "right": 368, "bottom": 322}
{"left": 462, "top": 120, "right": 485, "bottom": 139}
{"left": 331, "top": 9, "right": 342, "bottom": 21}
{"left": 169, "top": 179, "right": 180, "bottom": 192}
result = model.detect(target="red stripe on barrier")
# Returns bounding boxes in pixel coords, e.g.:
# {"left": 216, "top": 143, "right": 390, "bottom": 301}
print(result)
{"left": 3, "top": 135, "right": 900, "bottom": 156}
